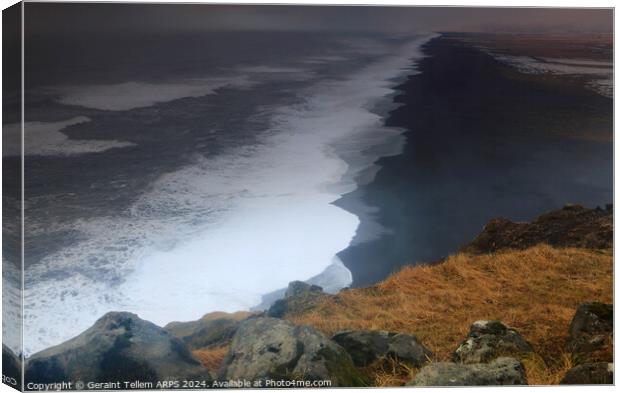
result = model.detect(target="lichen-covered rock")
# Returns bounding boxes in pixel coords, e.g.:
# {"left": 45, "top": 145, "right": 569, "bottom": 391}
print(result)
{"left": 408, "top": 357, "right": 527, "bottom": 386}
{"left": 285, "top": 281, "right": 323, "bottom": 298}
{"left": 220, "top": 317, "right": 365, "bottom": 387}
{"left": 453, "top": 320, "right": 532, "bottom": 363}
{"left": 165, "top": 311, "right": 250, "bottom": 350}
{"left": 26, "top": 312, "right": 211, "bottom": 385}
{"left": 560, "top": 363, "right": 613, "bottom": 385}
{"left": 462, "top": 205, "right": 613, "bottom": 254}
{"left": 567, "top": 302, "right": 613, "bottom": 355}
{"left": 332, "top": 330, "right": 433, "bottom": 367}
{"left": 267, "top": 281, "right": 327, "bottom": 318}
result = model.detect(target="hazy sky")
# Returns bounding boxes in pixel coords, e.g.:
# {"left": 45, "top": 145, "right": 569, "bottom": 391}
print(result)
{"left": 25, "top": 3, "right": 613, "bottom": 35}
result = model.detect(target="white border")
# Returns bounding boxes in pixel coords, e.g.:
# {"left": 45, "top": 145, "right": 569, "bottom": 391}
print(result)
{"left": 0, "top": 2, "right": 616, "bottom": 393}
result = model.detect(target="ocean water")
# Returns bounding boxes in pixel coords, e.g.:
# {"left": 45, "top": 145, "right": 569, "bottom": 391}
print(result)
{"left": 13, "top": 31, "right": 435, "bottom": 355}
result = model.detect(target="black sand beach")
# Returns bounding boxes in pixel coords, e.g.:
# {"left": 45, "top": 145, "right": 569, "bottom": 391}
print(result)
{"left": 337, "top": 34, "right": 613, "bottom": 287}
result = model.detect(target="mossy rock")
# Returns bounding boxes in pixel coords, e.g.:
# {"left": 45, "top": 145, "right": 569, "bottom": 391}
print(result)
{"left": 221, "top": 317, "right": 365, "bottom": 387}
{"left": 25, "top": 312, "right": 211, "bottom": 385}
{"left": 453, "top": 320, "right": 533, "bottom": 364}
{"left": 568, "top": 302, "right": 613, "bottom": 357}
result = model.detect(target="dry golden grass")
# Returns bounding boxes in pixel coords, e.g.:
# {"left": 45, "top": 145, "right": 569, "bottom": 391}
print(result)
{"left": 167, "top": 310, "right": 254, "bottom": 338}
{"left": 362, "top": 356, "right": 419, "bottom": 387}
{"left": 192, "top": 346, "right": 229, "bottom": 373}
{"left": 287, "top": 245, "right": 613, "bottom": 385}
{"left": 199, "top": 311, "right": 254, "bottom": 322}
{"left": 521, "top": 352, "right": 575, "bottom": 385}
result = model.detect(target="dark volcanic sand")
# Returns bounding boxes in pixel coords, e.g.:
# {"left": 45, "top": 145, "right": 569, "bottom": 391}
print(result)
{"left": 336, "top": 34, "right": 613, "bottom": 287}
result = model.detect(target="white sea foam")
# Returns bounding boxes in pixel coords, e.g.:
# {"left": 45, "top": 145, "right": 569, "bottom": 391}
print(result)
{"left": 495, "top": 54, "right": 612, "bottom": 76}
{"left": 588, "top": 78, "right": 614, "bottom": 99}
{"left": 489, "top": 53, "right": 613, "bottom": 98}
{"left": 235, "top": 65, "right": 313, "bottom": 82}
{"left": 301, "top": 55, "right": 349, "bottom": 64}
{"left": 236, "top": 65, "right": 305, "bottom": 73}
{"left": 55, "top": 76, "right": 255, "bottom": 111}
{"left": 2, "top": 261, "right": 22, "bottom": 355}
{"left": 23, "top": 34, "right": 437, "bottom": 355}
{"left": 306, "top": 257, "right": 352, "bottom": 294}
{"left": 3, "top": 117, "right": 135, "bottom": 156}
{"left": 541, "top": 57, "right": 612, "bottom": 68}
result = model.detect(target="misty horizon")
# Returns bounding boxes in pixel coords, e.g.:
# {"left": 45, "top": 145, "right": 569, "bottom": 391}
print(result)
{"left": 25, "top": 3, "right": 613, "bottom": 36}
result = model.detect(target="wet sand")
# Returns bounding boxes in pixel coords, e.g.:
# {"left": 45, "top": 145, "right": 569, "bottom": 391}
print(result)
{"left": 336, "top": 34, "right": 613, "bottom": 287}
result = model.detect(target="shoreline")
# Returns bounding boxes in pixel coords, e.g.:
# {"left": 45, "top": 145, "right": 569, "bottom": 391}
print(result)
{"left": 16, "top": 33, "right": 613, "bottom": 357}
{"left": 20, "top": 34, "right": 436, "bottom": 356}
{"left": 15, "top": 203, "right": 613, "bottom": 387}
{"left": 252, "top": 33, "right": 437, "bottom": 311}
{"left": 336, "top": 34, "right": 613, "bottom": 287}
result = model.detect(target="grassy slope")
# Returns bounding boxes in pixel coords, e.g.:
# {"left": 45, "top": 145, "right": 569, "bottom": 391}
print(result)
{"left": 286, "top": 245, "right": 613, "bottom": 385}
{"left": 180, "top": 311, "right": 252, "bottom": 373}
{"left": 193, "top": 346, "right": 229, "bottom": 372}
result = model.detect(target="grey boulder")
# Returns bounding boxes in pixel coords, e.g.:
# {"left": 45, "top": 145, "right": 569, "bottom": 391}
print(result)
{"left": 567, "top": 302, "right": 613, "bottom": 354}
{"left": 560, "top": 362, "right": 613, "bottom": 385}
{"left": 26, "top": 312, "right": 211, "bottom": 385}
{"left": 332, "top": 330, "right": 433, "bottom": 367}
{"left": 285, "top": 281, "right": 323, "bottom": 298}
{"left": 409, "top": 357, "right": 527, "bottom": 386}
{"left": 267, "top": 281, "right": 326, "bottom": 318}
{"left": 220, "top": 317, "right": 365, "bottom": 387}
{"left": 165, "top": 312, "right": 248, "bottom": 350}
{"left": 454, "top": 320, "right": 532, "bottom": 363}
